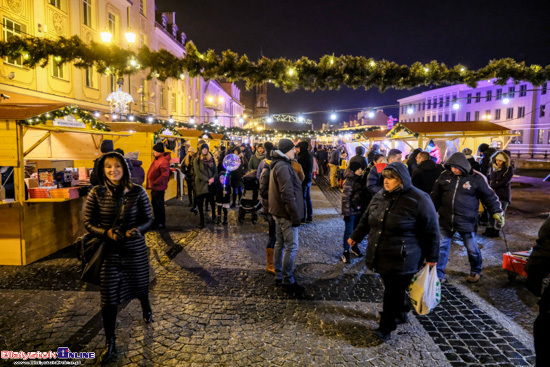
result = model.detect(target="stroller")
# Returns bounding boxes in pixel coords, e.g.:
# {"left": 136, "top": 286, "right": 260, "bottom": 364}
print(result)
{"left": 238, "top": 176, "right": 262, "bottom": 224}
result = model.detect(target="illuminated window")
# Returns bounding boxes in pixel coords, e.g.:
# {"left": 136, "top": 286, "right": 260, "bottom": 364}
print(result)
{"left": 139, "top": 0, "right": 146, "bottom": 15}
{"left": 83, "top": 0, "right": 92, "bottom": 27}
{"left": 3, "top": 18, "right": 25, "bottom": 66}
{"left": 171, "top": 93, "right": 177, "bottom": 112}
{"left": 511, "top": 130, "right": 523, "bottom": 144}
{"left": 85, "top": 67, "right": 96, "bottom": 88}
{"left": 52, "top": 57, "right": 64, "bottom": 79}
{"left": 49, "top": 0, "right": 61, "bottom": 9}
{"left": 538, "top": 129, "right": 544, "bottom": 145}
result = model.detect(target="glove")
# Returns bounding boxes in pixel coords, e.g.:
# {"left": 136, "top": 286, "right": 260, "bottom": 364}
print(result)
{"left": 493, "top": 213, "right": 505, "bottom": 227}
{"left": 344, "top": 216, "right": 351, "bottom": 223}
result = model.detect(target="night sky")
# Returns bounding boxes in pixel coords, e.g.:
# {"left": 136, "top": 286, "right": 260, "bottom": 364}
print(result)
{"left": 156, "top": 0, "right": 550, "bottom": 129}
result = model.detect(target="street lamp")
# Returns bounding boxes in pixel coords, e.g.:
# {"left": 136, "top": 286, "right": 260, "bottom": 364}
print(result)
{"left": 100, "top": 29, "right": 112, "bottom": 43}
{"left": 125, "top": 29, "right": 136, "bottom": 44}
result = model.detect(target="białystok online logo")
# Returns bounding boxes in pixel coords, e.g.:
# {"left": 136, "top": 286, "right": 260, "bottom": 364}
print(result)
{"left": 1, "top": 348, "right": 95, "bottom": 360}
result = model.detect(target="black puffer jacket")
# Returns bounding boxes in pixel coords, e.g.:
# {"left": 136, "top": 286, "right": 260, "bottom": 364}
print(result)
{"left": 268, "top": 150, "right": 304, "bottom": 225}
{"left": 525, "top": 215, "right": 550, "bottom": 306}
{"left": 489, "top": 151, "right": 514, "bottom": 203}
{"left": 259, "top": 158, "right": 272, "bottom": 214}
{"left": 431, "top": 152, "right": 502, "bottom": 232}
{"left": 84, "top": 153, "right": 153, "bottom": 307}
{"left": 350, "top": 162, "right": 440, "bottom": 275}
{"left": 349, "top": 146, "right": 368, "bottom": 170}
{"left": 406, "top": 148, "right": 423, "bottom": 176}
{"left": 411, "top": 159, "right": 444, "bottom": 194}
{"left": 296, "top": 141, "right": 313, "bottom": 184}
{"left": 341, "top": 169, "right": 363, "bottom": 217}
{"left": 480, "top": 147, "right": 497, "bottom": 177}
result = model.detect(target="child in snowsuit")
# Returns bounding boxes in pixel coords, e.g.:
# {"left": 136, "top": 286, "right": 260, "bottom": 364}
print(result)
{"left": 215, "top": 171, "right": 231, "bottom": 225}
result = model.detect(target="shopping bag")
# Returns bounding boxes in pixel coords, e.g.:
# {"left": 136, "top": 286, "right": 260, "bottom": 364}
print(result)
{"left": 409, "top": 265, "right": 441, "bottom": 315}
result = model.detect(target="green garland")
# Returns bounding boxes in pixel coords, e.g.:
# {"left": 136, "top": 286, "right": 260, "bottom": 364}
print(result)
{"left": 1, "top": 36, "right": 549, "bottom": 92}
{"left": 17, "top": 105, "right": 109, "bottom": 131}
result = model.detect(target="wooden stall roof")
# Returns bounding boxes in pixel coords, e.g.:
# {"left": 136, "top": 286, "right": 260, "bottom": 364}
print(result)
{"left": 363, "top": 130, "right": 390, "bottom": 139}
{"left": 105, "top": 122, "right": 162, "bottom": 133}
{"left": 387, "top": 121, "right": 517, "bottom": 140}
{"left": 0, "top": 103, "right": 68, "bottom": 120}
{"left": 176, "top": 128, "right": 224, "bottom": 140}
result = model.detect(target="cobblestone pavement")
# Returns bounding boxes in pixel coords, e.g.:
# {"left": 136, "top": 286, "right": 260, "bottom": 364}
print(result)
{"left": 0, "top": 176, "right": 537, "bottom": 366}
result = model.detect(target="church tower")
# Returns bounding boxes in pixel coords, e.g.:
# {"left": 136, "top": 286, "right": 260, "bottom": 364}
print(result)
{"left": 254, "top": 83, "right": 269, "bottom": 117}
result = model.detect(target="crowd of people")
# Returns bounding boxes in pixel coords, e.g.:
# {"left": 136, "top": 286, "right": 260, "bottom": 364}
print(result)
{"left": 83, "top": 137, "right": 550, "bottom": 363}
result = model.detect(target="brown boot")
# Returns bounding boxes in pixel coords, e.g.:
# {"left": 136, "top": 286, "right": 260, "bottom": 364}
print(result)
{"left": 266, "top": 248, "right": 275, "bottom": 274}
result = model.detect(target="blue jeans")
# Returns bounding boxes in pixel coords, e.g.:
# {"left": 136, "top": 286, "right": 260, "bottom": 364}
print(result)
{"left": 274, "top": 216, "right": 300, "bottom": 285}
{"left": 437, "top": 228, "right": 482, "bottom": 279}
{"left": 342, "top": 215, "right": 358, "bottom": 251}
{"left": 302, "top": 181, "right": 312, "bottom": 220}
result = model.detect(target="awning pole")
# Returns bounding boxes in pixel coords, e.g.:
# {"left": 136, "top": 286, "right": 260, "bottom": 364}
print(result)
{"left": 23, "top": 132, "right": 51, "bottom": 157}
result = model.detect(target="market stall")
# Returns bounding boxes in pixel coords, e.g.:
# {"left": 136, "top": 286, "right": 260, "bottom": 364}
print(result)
{"left": 0, "top": 104, "right": 131, "bottom": 265}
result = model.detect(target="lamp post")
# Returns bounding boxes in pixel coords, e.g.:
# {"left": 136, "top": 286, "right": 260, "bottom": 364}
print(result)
{"left": 124, "top": 29, "right": 136, "bottom": 113}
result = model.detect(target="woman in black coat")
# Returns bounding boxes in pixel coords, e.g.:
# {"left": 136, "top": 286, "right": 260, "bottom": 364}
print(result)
{"left": 84, "top": 152, "right": 153, "bottom": 364}
{"left": 484, "top": 150, "right": 514, "bottom": 237}
{"left": 348, "top": 162, "right": 440, "bottom": 341}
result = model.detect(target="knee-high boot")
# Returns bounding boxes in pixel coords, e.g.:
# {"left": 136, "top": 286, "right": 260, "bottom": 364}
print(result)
{"left": 101, "top": 305, "right": 118, "bottom": 364}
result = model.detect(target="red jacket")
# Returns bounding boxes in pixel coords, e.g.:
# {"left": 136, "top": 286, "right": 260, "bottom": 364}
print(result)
{"left": 146, "top": 152, "right": 171, "bottom": 191}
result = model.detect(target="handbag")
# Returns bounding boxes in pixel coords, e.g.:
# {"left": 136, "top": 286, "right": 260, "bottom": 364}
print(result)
{"left": 77, "top": 197, "right": 125, "bottom": 285}
{"left": 408, "top": 265, "right": 441, "bottom": 315}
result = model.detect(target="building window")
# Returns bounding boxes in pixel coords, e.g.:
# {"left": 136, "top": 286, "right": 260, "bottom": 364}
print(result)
{"left": 52, "top": 57, "right": 64, "bottom": 79}
{"left": 139, "top": 0, "right": 145, "bottom": 15}
{"left": 519, "top": 84, "right": 527, "bottom": 97}
{"left": 427, "top": 100, "right": 431, "bottom": 109}
{"left": 474, "top": 111, "right": 480, "bottom": 120}
{"left": 108, "top": 13, "right": 116, "bottom": 35}
{"left": 496, "top": 88, "right": 502, "bottom": 100}
{"left": 540, "top": 105, "right": 546, "bottom": 117}
{"left": 139, "top": 34, "right": 146, "bottom": 49}
{"left": 466, "top": 112, "right": 471, "bottom": 121}
{"left": 418, "top": 103, "right": 421, "bottom": 111}
{"left": 445, "top": 96, "right": 450, "bottom": 107}
{"left": 171, "top": 93, "right": 177, "bottom": 112}
{"left": 160, "top": 87, "right": 166, "bottom": 109}
{"left": 486, "top": 90, "right": 492, "bottom": 101}
{"left": 439, "top": 98, "right": 443, "bottom": 108}
{"left": 485, "top": 110, "right": 491, "bottom": 119}
{"left": 83, "top": 0, "right": 92, "bottom": 27}
{"left": 506, "top": 107, "right": 514, "bottom": 119}
{"left": 467, "top": 93, "right": 472, "bottom": 104}
{"left": 85, "top": 67, "right": 95, "bottom": 88}
{"left": 438, "top": 114, "right": 442, "bottom": 122}
{"left": 511, "top": 130, "right": 523, "bottom": 144}
{"left": 538, "top": 129, "right": 544, "bottom": 145}
{"left": 2, "top": 18, "right": 25, "bottom": 66}
{"left": 451, "top": 113, "right": 456, "bottom": 122}
{"left": 517, "top": 106, "right": 525, "bottom": 118}
{"left": 444, "top": 114, "right": 449, "bottom": 121}
{"left": 508, "top": 86, "right": 515, "bottom": 98}
{"left": 495, "top": 109, "right": 501, "bottom": 120}
{"left": 109, "top": 75, "right": 116, "bottom": 92}
{"left": 422, "top": 102, "right": 425, "bottom": 110}
{"left": 422, "top": 117, "right": 425, "bottom": 122}
{"left": 475, "top": 92, "right": 481, "bottom": 103}
{"left": 542, "top": 83, "right": 547, "bottom": 95}
{"left": 49, "top": 0, "right": 61, "bottom": 9}
{"left": 401, "top": 106, "right": 404, "bottom": 114}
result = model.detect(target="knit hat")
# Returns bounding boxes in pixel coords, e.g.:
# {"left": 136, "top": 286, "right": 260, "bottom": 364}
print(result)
{"left": 349, "top": 161, "right": 362, "bottom": 172}
{"left": 125, "top": 151, "right": 139, "bottom": 160}
{"left": 153, "top": 142, "right": 165, "bottom": 153}
{"left": 478, "top": 143, "right": 489, "bottom": 153}
{"left": 388, "top": 148, "right": 402, "bottom": 156}
{"left": 278, "top": 139, "right": 295, "bottom": 154}
{"left": 264, "top": 142, "right": 274, "bottom": 151}
{"left": 197, "top": 139, "right": 206, "bottom": 148}
{"left": 494, "top": 153, "right": 507, "bottom": 162}
{"left": 462, "top": 148, "right": 473, "bottom": 158}
{"left": 200, "top": 143, "right": 210, "bottom": 152}
{"left": 114, "top": 148, "right": 124, "bottom": 156}
{"left": 100, "top": 139, "right": 114, "bottom": 153}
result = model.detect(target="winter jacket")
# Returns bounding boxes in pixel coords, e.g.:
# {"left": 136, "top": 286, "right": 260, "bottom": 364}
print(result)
{"left": 215, "top": 173, "right": 232, "bottom": 204}
{"left": 316, "top": 149, "right": 328, "bottom": 162}
{"left": 193, "top": 152, "right": 218, "bottom": 196}
{"left": 467, "top": 157, "right": 480, "bottom": 172}
{"left": 296, "top": 141, "right": 314, "bottom": 184}
{"left": 129, "top": 159, "right": 145, "bottom": 186}
{"left": 525, "top": 215, "right": 550, "bottom": 307}
{"left": 406, "top": 148, "right": 423, "bottom": 176}
{"left": 248, "top": 152, "right": 265, "bottom": 172}
{"left": 146, "top": 152, "right": 171, "bottom": 191}
{"left": 259, "top": 158, "right": 272, "bottom": 214}
{"left": 341, "top": 169, "right": 364, "bottom": 217}
{"left": 489, "top": 151, "right": 514, "bottom": 203}
{"left": 329, "top": 149, "right": 341, "bottom": 165}
{"left": 350, "top": 162, "right": 440, "bottom": 275}
{"left": 268, "top": 150, "right": 304, "bottom": 225}
{"left": 230, "top": 158, "right": 245, "bottom": 188}
{"left": 83, "top": 152, "right": 153, "bottom": 307}
{"left": 349, "top": 146, "right": 368, "bottom": 170}
{"left": 480, "top": 147, "right": 497, "bottom": 178}
{"left": 367, "top": 145, "right": 380, "bottom": 165}
{"left": 366, "top": 163, "right": 387, "bottom": 195}
{"left": 431, "top": 152, "right": 502, "bottom": 233}
{"left": 411, "top": 159, "right": 444, "bottom": 194}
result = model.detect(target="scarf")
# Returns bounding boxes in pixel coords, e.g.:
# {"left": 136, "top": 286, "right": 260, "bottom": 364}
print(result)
{"left": 105, "top": 178, "right": 125, "bottom": 198}
{"left": 201, "top": 153, "right": 214, "bottom": 168}
{"left": 255, "top": 152, "right": 266, "bottom": 160}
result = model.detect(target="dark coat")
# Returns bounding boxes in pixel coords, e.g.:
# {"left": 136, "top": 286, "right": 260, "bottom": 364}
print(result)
{"left": 259, "top": 158, "right": 272, "bottom": 213}
{"left": 215, "top": 173, "right": 232, "bottom": 204}
{"left": 467, "top": 157, "right": 480, "bottom": 172}
{"left": 229, "top": 158, "right": 245, "bottom": 189}
{"left": 349, "top": 146, "right": 368, "bottom": 171}
{"left": 329, "top": 149, "right": 341, "bottom": 165}
{"left": 489, "top": 151, "right": 514, "bottom": 203}
{"left": 194, "top": 152, "right": 218, "bottom": 196}
{"left": 366, "top": 163, "right": 387, "bottom": 195}
{"left": 146, "top": 152, "right": 171, "bottom": 191}
{"left": 316, "top": 149, "right": 328, "bottom": 162}
{"left": 297, "top": 142, "right": 314, "bottom": 184}
{"left": 411, "top": 159, "right": 444, "bottom": 194}
{"left": 406, "top": 148, "right": 423, "bottom": 176}
{"left": 431, "top": 152, "right": 502, "bottom": 232}
{"left": 268, "top": 150, "right": 304, "bottom": 225}
{"left": 341, "top": 169, "right": 364, "bottom": 217}
{"left": 84, "top": 155, "right": 153, "bottom": 307}
{"left": 367, "top": 145, "right": 380, "bottom": 165}
{"left": 480, "top": 147, "right": 497, "bottom": 177}
{"left": 129, "top": 159, "right": 145, "bottom": 186}
{"left": 350, "top": 162, "right": 440, "bottom": 275}
{"left": 525, "top": 215, "right": 550, "bottom": 307}
{"left": 248, "top": 152, "right": 265, "bottom": 172}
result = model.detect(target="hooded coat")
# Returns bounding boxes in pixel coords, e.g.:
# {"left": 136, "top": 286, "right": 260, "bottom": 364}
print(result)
{"left": 194, "top": 151, "right": 218, "bottom": 196}
{"left": 480, "top": 147, "right": 497, "bottom": 177}
{"left": 146, "top": 152, "right": 171, "bottom": 191}
{"left": 411, "top": 159, "right": 444, "bottom": 194}
{"left": 296, "top": 141, "right": 314, "bottom": 184}
{"left": 349, "top": 146, "right": 368, "bottom": 171}
{"left": 367, "top": 144, "right": 380, "bottom": 165}
{"left": 406, "top": 148, "right": 423, "bottom": 176}
{"left": 128, "top": 158, "right": 145, "bottom": 186}
{"left": 366, "top": 163, "right": 387, "bottom": 195}
{"left": 341, "top": 168, "right": 364, "bottom": 217}
{"left": 83, "top": 152, "right": 153, "bottom": 307}
{"left": 268, "top": 150, "right": 304, "bottom": 225}
{"left": 489, "top": 151, "right": 514, "bottom": 202}
{"left": 431, "top": 152, "right": 502, "bottom": 232}
{"left": 350, "top": 162, "right": 440, "bottom": 275}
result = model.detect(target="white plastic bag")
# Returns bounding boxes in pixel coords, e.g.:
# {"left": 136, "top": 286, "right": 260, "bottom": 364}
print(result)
{"left": 409, "top": 265, "right": 441, "bottom": 315}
